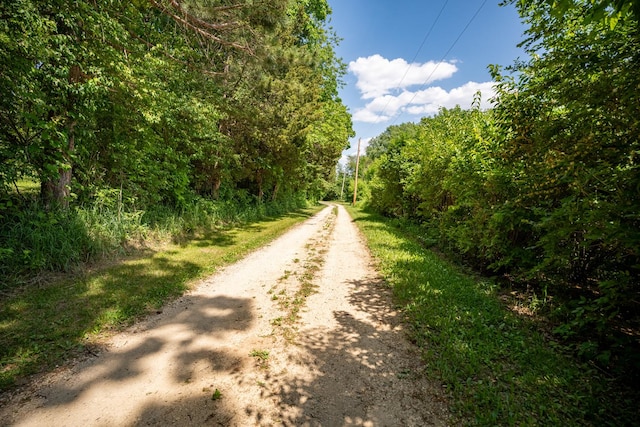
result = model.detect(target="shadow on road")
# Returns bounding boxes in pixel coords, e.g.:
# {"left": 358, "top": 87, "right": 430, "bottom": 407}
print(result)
{"left": 11, "top": 294, "right": 259, "bottom": 425}
{"left": 268, "top": 276, "right": 445, "bottom": 426}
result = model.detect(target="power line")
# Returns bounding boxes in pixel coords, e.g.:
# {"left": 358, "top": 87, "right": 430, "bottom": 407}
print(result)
{"left": 376, "top": 0, "right": 450, "bottom": 121}
{"left": 407, "top": 0, "right": 450, "bottom": 66}
{"left": 387, "top": 0, "right": 489, "bottom": 126}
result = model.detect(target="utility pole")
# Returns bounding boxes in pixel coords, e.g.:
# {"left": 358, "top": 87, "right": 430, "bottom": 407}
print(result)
{"left": 352, "top": 137, "right": 361, "bottom": 206}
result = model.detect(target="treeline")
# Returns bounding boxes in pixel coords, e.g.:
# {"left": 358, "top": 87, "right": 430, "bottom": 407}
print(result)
{"left": 358, "top": 1, "right": 639, "bottom": 377}
{"left": 0, "top": 1, "right": 353, "bottom": 279}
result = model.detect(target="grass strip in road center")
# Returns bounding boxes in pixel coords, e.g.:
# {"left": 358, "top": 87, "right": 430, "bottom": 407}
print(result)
{"left": 0, "top": 205, "right": 324, "bottom": 392}
{"left": 269, "top": 205, "right": 337, "bottom": 342}
{"left": 346, "top": 204, "right": 636, "bottom": 426}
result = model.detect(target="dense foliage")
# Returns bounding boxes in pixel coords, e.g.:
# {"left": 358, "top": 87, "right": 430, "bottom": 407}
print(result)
{"left": 0, "top": 0, "right": 353, "bottom": 278}
{"left": 361, "top": 0, "right": 639, "bottom": 379}
{"left": 349, "top": 205, "right": 637, "bottom": 425}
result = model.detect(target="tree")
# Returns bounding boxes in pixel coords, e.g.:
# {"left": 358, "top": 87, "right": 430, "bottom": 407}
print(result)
{"left": 507, "top": 0, "right": 640, "bottom": 26}
{"left": 1, "top": 0, "right": 352, "bottom": 209}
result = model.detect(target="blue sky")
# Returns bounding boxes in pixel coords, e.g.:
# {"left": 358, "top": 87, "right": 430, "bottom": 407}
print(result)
{"left": 325, "top": 0, "right": 529, "bottom": 163}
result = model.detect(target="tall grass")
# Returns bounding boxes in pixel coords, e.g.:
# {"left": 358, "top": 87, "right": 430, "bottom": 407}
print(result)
{"left": 0, "top": 204, "right": 95, "bottom": 278}
{"left": 0, "top": 193, "right": 308, "bottom": 289}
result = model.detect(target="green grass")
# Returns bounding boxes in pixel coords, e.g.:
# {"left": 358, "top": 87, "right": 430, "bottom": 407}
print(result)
{"left": 249, "top": 349, "right": 270, "bottom": 369}
{"left": 0, "top": 191, "right": 311, "bottom": 287}
{"left": 14, "top": 179, "right": 40, "bottom": 195}
{"left": 249, "top": 349, "right": 270, "bottom": 361}
{"left": 0, "top": 205, "right": 323, "bottom": 392}
{"left": 346, "top": 204, "right": 637, "bottom": 426}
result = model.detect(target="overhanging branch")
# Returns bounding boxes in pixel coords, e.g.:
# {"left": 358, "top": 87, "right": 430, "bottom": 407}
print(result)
{"left": 149, "top": 0, "right": 252, "bottom": 53}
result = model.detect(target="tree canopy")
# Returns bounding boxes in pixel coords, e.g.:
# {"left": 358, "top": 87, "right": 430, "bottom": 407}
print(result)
{"left": 0, "top": 0, "right": 353, "bottom": 208}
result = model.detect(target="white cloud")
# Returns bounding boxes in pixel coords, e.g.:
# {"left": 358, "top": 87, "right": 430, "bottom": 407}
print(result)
{"left": 348, "top": 54, "right": 457, "bottom": 99}
{"left": 365, "top": 91, "right": 415, "bottom": 115}
{"left": 352, "top": 81, "right": 497, "bottom": 123}
{"left": 352, "top": 108, "right": 391, "bottom": 124}
{"left": 410, "top": 81, "right": 496, "bottom": 113}
{"left": 348, "top": 54, "right": 497, "bottom": 124}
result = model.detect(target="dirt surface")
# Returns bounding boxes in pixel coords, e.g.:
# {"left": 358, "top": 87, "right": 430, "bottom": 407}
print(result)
{"left": 0, "top": 204, "right": 449, "bottom": 426}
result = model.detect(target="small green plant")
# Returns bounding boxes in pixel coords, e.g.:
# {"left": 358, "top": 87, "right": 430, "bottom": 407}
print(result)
{"left": 270, "top": 317, "right": 283, "bottom": 326}
{"left": 249, "top": 349, "right": 270, "bottom": 369}
{"left": 249, "top": 349, "right": 270, "bottom": 361}
{"left": 211, "top": 389, "right": 222, "bottom": 401}
{"left": 280, "top": 270, "right": 291, "bottom": 280}
{"left": 396, "top": 368, "right": 414, "bottom": 380}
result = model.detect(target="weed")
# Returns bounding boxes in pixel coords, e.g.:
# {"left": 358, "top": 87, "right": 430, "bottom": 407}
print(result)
{"left": 396, "top": 368, "right": 413, "bottom": 379}
{"left": 280, "top": 270, "right": 291, "bottom": 281}
{"left": 249, "top": 349, "right": 270, "bottom": 369}
{"left": 270, "top": 317, "right": 283, "bottom": 326}
{"left": 281, "top": 327, "right": 296, "bottom": 342}
{"left": 249, "top": 349, "right": 270, "bottom": 361}
{"left": 211, "top": 389, "right": 222, "bottom": 401}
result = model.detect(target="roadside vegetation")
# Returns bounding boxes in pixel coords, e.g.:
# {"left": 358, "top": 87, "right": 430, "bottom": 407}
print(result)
{"left": 0, "top": 186, "right": 311, "bottom": 288}
{"left": 348, "top": 204, "right": 638, "bottom": 425}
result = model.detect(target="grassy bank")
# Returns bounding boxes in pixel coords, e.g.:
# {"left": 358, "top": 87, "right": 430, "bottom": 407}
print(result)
{"left": 346, "top": 204, "right": 637, "bottom": 426}
{"left": 0, "top": 205, "right": 323, "bottom": 392}
{"left": 0, "top": 191, "right": 310, "bottom": 287}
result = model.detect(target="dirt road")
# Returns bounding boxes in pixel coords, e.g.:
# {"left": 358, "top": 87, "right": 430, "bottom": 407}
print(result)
{"left": 0, "top": 204, "right": 448, "bottom": 426}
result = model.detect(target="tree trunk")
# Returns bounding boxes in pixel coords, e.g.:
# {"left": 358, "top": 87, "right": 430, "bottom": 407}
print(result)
{"left": 212, "top": 176, "right": 221, "bottom": 199}
{"left": 256, "top": 169, "right": 264, "bottom": 202}
{"left": 40, "top": 65, "right": 83, "bottom": 209}
{"left": 40, "top": 121, "right": 75, "bottom": 209}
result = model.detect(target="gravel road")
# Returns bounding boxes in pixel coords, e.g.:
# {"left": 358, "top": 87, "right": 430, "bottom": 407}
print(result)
{"left": 0, "top": 204, "right": 448, "bottom": 426}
